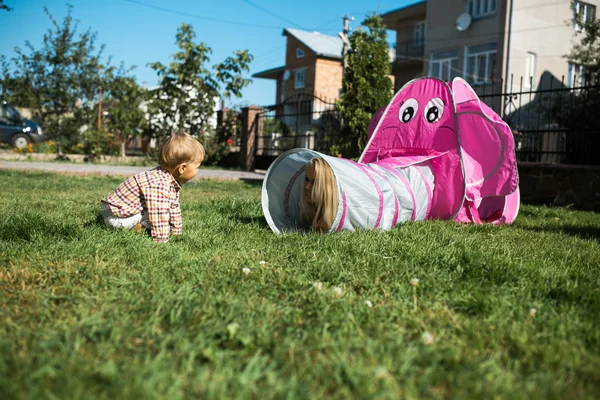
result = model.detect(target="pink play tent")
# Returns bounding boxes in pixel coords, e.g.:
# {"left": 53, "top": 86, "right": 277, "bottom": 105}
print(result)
{"left": 361, "top": 77, "right": 519, "bottom": 225}
{"left": 261, "top": 77, "right": 520, "bottom": 234}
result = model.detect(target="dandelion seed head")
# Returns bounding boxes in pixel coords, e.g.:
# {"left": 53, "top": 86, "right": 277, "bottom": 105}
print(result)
{"left": 374, "top": 366, "right": 388, "bottom": 378}
{"left": 410, "top": 278, "right": 419, "bottom": 287}
{"left": 422, "top": 331, "right": 434, "bottom": 345}
{"left": 529, "top": 307, "right": 537, "bottom": 317}
{"left": 242, "top": 267, "right": 250, "bottom": 275}
{"left": 364, "top": 300, "right": 373, "bottom": 308}
{"left": 333, "top": 287, "right": 343, "bottom": 297}
{"left": 259, "top": 260, "right": 266, "bottom": 265}
{"left": 313, "top": 281, "right": 323, "bottom": 291}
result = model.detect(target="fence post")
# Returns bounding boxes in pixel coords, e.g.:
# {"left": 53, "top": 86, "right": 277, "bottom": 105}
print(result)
{"left": 240, "top": 105, "right": 264, "bottom": 171}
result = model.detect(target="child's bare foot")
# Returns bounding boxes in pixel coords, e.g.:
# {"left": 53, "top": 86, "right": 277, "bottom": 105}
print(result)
{"left": 133, "top": 223, "right": 145, "bottom": 232}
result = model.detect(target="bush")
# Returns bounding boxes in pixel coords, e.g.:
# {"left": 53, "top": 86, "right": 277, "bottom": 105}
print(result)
{"left": 200, "top": 134, "right": 230, "bottom": 166}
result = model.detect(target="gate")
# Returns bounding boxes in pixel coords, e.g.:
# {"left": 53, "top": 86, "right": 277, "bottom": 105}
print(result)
{"left": 253, "top": 93, "right": 341, "bottom": 170}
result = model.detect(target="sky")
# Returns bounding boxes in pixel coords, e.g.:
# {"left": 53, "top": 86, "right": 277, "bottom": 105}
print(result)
{"left": 0, "top": 0, "right": 416, "bottom": 108}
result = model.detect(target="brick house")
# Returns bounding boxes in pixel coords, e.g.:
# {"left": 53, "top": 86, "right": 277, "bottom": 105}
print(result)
{"left": 383, "top": 0, "right": 599, "bottom": 94}
{"left": 253, "top": 28, "right": 344, "bottom": 107}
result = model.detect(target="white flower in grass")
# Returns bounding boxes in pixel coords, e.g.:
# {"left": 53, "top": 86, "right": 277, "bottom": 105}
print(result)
{"left": 374, "top": 366, "right": 388, "bottom": 378}
{"left": 529, "top": 308, "right": 537, "bottom": 318}
{"left": 422, "top": 331, "right": 434, "bottom": 345}
{"left": 242, "top": 267, "right": 251, "bottom": 275}
{"left": 333, "top": 287, "right": 343, "bottom": 297}
{"left": 410, "top": 278, "right": 419, "bottom": 287}
{"left": 364, "top": 300, "right": 373, "bottom": 308}
{"left": 259, "top": 260, "right": 266, "bottom": 265}
{"left": 313, "top": 281, "right": 323, "bottom": 291}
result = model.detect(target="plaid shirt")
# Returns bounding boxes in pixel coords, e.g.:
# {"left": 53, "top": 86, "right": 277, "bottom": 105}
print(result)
{"left": 102, "top": 167, "right": 182, "bottom": 243}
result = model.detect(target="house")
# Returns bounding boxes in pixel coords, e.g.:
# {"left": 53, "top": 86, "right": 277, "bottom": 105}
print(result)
{"left": 383, "top": 0, "right": 599, "bottom": 163}
{"left": 252, "top": 28, "right": 344, "bottom": 108}
{"left": 252, "top": 29, "right": 346, "bottom": 154}
{"left": 383, "top": 0, "right": 599, "bottom": 94}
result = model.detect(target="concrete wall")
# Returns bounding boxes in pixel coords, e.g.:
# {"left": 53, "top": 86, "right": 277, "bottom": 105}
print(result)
{"left": 391, "top": 64, "right": 424, "bottom": 91}
{"left": 519, "top": 162, "right": 600, "bottom": 211}
{"left": 425, "top": 0, "right": 505, "bottom": 82}
{"left": 506, "top": 0, "right": 600, "bottom": 91}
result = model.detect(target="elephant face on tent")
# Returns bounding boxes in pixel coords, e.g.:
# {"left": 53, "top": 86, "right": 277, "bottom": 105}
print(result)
{"left": 360, "top": 77, "right": 464, "bottom": 219}
{"left": 361, "top": 78, "right": 458, "bottom": 163}
{"left": 361, "top": 77, "right": 519, "bottom": 223}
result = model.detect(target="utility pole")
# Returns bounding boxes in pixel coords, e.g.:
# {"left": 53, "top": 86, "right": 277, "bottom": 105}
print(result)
{"left": 338, "top": 15, "right": 353, "bottom": 75}
{"left": 97, "top": 86, "right": 102, "bottom": 151}
{"left": 337, "top": 15, "right": 353, "bottom": 129}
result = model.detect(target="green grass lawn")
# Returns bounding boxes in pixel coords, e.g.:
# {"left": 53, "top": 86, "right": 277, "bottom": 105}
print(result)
{"left": 1, "top": 170, "right": 599, "bottom": 399}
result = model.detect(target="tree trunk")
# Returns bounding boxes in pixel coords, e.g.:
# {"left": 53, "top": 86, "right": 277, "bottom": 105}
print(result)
{"left": 56, "top": 117, "right": 62, "bottom": 156}
{"left": 120, "top": 135, "right": 126, "bottom": 158}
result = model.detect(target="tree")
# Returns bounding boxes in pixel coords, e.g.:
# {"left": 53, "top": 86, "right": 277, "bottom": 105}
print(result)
{"left": 336, "top": 14, "right": 393, "bottom": 157}
{"left": 0, "top": 1, "right": 12, "bottom": 11}
{"left": 554, "top": 1, "right": 600, "bottom": 164}
{"left": 567, "top": 1, "right": 600, "bottom": 83}
{"left": 101, "top": 65, "right": 147, "bottom": 157}
{"left": 0, "top": 5, "right": 105, "bottom": 157}
{"left": 147, "top": 23, "right": 253, "bottom": 143}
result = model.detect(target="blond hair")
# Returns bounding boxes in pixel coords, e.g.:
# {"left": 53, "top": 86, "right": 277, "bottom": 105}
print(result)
{"left": 299, "top": 158, "right": 338, "bottom": 232}
{"left": 158, "top": 132, "right": 205, "bottom": 171}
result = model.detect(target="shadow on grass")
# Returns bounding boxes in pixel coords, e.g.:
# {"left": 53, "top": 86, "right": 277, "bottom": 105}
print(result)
{"left": 240, "top": 179, "right": 263, "bottom": 188}
{"left": 519, "top": 223, "right": 600, "bottom": 242}
{"left": 0, "top": 213, "right": 83, "bottom": 242}
{"left": 234, "top": 215, "right": 270, "bottom": 229}
{"left": 83, "top": 214, "right": 105, "bottom": 229}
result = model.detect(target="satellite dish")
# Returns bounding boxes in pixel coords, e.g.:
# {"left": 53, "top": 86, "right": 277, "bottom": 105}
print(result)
{"left": 456, "top": 13, "right": 472, "bottom": 32}
{"left": 283, "top": 70, "right": 290, "bottom": 81}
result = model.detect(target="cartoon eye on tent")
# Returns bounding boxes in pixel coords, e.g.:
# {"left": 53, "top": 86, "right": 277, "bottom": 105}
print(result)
{"left": 262, "top": 77, "right": 520, "bottom": 234}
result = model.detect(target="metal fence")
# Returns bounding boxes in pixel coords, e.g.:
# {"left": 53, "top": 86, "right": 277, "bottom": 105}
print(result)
{"left": 250, "top": 75, "right": 600, "bottom": 167}
{"left": 476, "top": 73, "right": 600, "bottom": 165}
{"left": 255, "top": 93, "right": 341, "bottom": 161}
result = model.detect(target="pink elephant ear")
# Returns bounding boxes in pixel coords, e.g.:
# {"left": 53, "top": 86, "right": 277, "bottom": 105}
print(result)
{"left": 452, "top": 78, "right": 518, "bottom": 199}
{"left": 450, "top": 77, "right": 479, "bottom": 104}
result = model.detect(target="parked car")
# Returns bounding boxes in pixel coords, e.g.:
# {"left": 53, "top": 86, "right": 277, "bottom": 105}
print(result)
{"left": 0, "top": 101, "right": 44, "bottom": 148}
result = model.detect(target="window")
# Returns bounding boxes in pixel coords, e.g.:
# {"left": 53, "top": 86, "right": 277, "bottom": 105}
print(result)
{"left": 429, "top": 49, "right": 459, "bottom": 81}
{"left": 467, "top": 0, "right": 496, "bottom": 19}
{"left": 573, "top": 1, "right": 596, "bottom": 31}
{"left": 0, "top": 104, "right": 19, "bottom": 121}
{"left": 524, "top": 52, "right": 536, "bottom": 88}
{"left": 464, "top": 43, "right": 497, "bottom": 84}
{"left": 296, "top": 47, "right": 305, "bottom": 58}
{"left": 568, "top": 63, "right": 586, "bottom": 88}
{"left": 294, "top": 69, "right": 306, "bottom": 89}
{"left": 413, "top": 22, "right": 425, "bottom": 47}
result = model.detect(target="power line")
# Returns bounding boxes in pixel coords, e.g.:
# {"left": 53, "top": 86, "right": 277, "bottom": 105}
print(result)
{"left": 314, "top": 10, "right": 372, "bottom": 33}
{"left": 253, "top": 44, "right": 286, "bottom": 59}
{"left": 124, "top": 0, "right": 283, "bottom": 30}
{"left": 313, "top": 16, "right": 343, "bottom": 32}
{"left": 251, "top": 51, "right": 286, "bottom": 70}
{"left": 239, "top": 0, "right": 309, "bottom": 30}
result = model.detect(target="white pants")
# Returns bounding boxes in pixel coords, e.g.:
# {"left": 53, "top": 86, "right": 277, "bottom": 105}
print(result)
{"left": 100, "top": 202, "right": 151, "bottom": 230}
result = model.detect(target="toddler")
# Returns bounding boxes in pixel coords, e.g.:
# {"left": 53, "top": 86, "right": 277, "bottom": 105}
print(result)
{"left": 99, "top": 132, "right": 204, "bottom": 242}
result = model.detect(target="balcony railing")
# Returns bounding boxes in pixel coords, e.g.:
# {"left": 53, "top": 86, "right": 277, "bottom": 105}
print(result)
{"left": 394, "top": 40, "right": 425, "bottom": 64}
